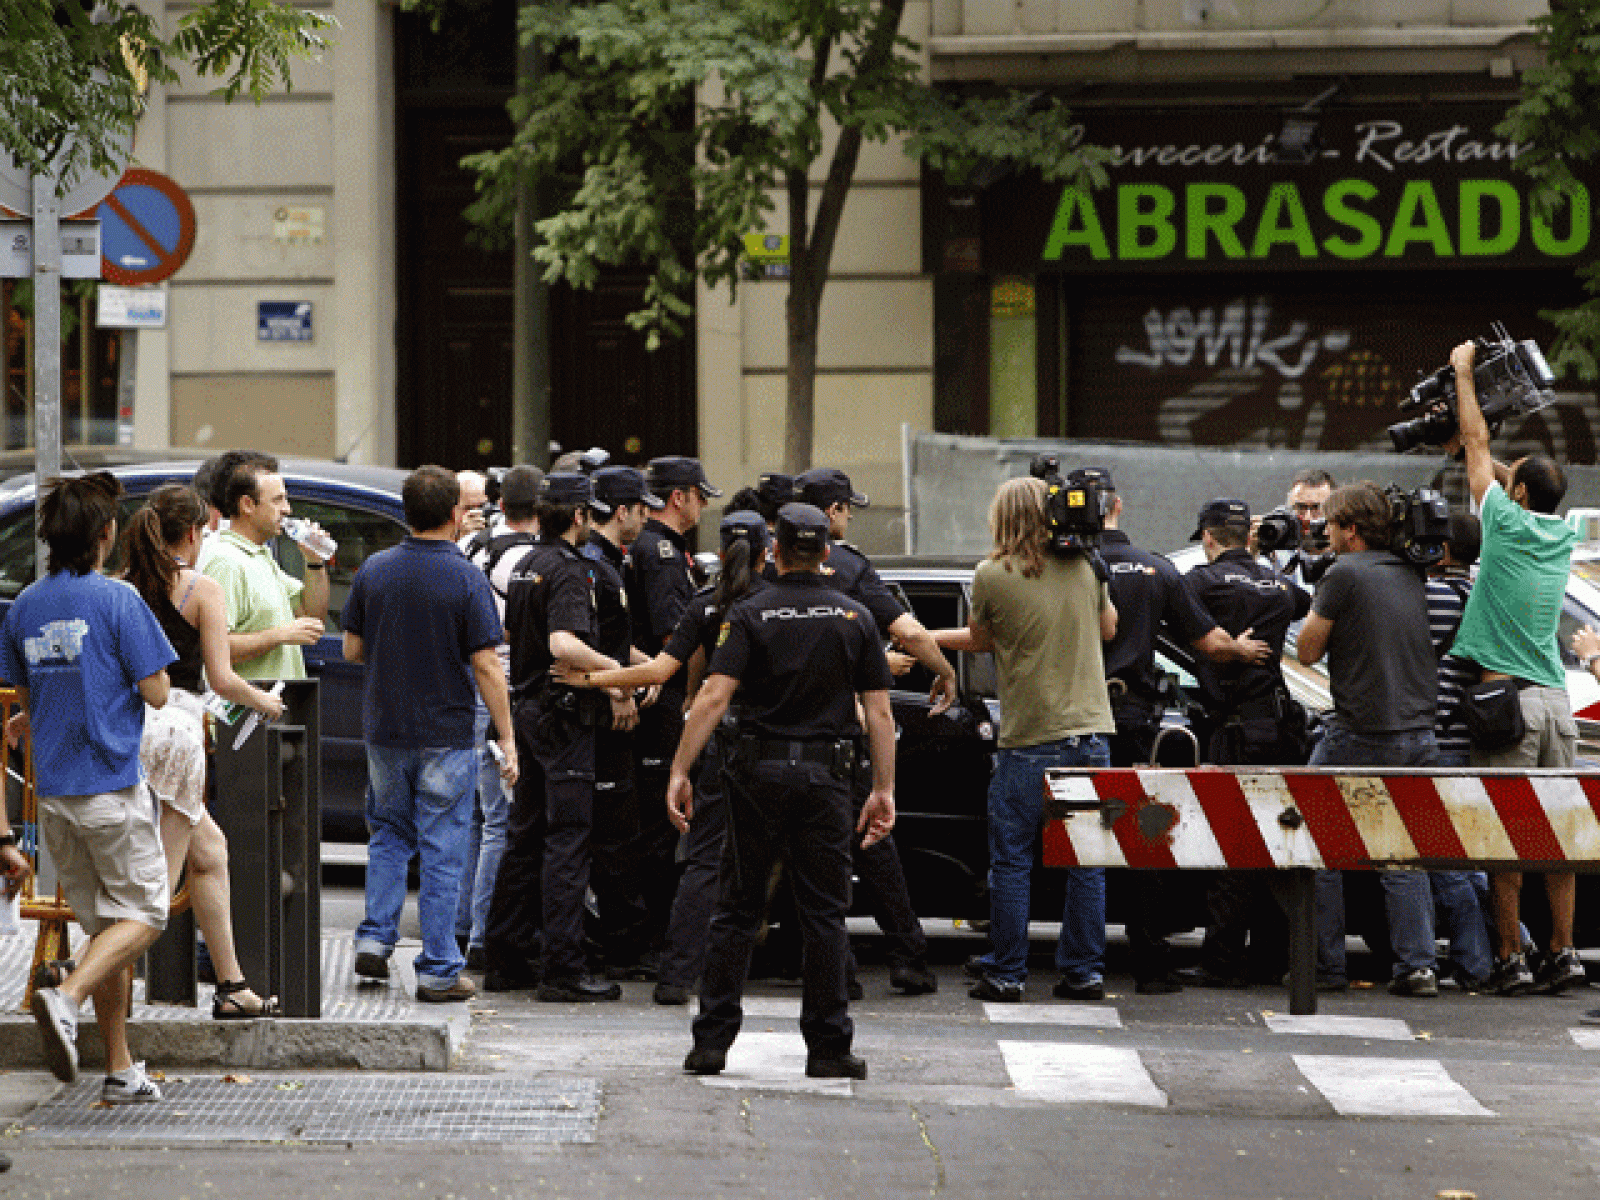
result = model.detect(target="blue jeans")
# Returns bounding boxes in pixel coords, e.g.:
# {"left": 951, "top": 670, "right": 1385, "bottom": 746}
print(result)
{"left": 354, "top": 744, "right": 476, "bottom": 989}
{"left": 1431, "top": 750, "right": 1493, "bottom": 982}
{"left": 1309, "top": 727, "right": 1437, "bottom": 979}
{"left": 455, "top": 698, "right": 511, "bottom": 949}
{"left": 980, "top": 734, "right": 1110, "bottom": 987}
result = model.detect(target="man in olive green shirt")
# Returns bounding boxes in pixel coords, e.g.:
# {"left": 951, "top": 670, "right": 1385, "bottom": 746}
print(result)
{"left": 1446, "top": 340, "right": 1582, "bottom": 997}
{"left": 201, "top": 452, "right": 330, "bottom": 681}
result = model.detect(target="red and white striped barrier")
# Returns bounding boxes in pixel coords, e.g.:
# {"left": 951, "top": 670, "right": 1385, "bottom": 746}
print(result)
{"left": 1041, "top": 768, "right": 1600, "bottom": 871}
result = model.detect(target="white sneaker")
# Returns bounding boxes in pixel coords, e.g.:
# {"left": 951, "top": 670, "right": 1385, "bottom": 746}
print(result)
{"left": 30, "top": 986, "right": 79, "bottom": 1084}
{"left": 102, "top": 1061, "right": 162, "bottom": 1105}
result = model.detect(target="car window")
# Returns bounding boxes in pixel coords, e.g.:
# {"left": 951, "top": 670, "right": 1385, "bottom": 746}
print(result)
{"left": 1559, "top": 591, "right": 1600, "bottom": 669}
{"left": 271, "top": 499, "right": 408, "bottom": 631}
{"left": 895, "top": 579, "right": 999, "bottom": 699}
{"left": 0, "top": 508, "right": 35, "bottom": 601}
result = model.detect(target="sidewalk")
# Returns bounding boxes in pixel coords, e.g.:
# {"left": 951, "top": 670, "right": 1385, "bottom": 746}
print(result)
{"left": 0, "top": 932, "right": 467, "bottom": 1072}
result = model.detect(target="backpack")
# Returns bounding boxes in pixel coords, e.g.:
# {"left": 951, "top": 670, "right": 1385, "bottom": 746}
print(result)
{"left": 474, "top": 530, "right": 537, "bottom": 600}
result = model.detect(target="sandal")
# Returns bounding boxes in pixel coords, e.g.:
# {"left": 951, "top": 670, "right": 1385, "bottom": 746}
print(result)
{"left": 212, "top": 979, "right": 280, "bottom": 1020}
{"left": 32, "top": 958, "right": 75, "bottom": 991}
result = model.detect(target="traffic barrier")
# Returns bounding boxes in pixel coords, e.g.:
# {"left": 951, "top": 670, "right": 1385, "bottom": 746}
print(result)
{"left": 1041, "top": 767, "right": 1600, "bottom": 1014}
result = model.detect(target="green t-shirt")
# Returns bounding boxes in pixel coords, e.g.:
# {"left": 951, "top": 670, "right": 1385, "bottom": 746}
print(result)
{"left": 201, "top": 529, "right": 309, "bottom": 681}
{"left": 1450, "top": 483, "right": 1574, "bottom": 689}
{"left": 970, "top": 554, "right": 1114, "bottom": 749}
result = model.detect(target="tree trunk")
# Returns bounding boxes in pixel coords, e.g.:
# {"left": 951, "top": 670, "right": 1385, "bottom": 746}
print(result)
{"left": 785, "top": 266, "right": 820, "bottom": 473}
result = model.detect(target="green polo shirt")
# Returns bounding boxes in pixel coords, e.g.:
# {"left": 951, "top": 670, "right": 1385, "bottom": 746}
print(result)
{"left": 1450, "top": 483, "right": 1575, "bottom": 690}
{"left": 201, "top": 528, "right": 309, "bottom": 681}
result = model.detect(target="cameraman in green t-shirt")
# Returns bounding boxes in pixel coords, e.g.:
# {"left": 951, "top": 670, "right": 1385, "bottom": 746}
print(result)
{"left": 1446, "top": 339, "right": 1583, "bottom": 998}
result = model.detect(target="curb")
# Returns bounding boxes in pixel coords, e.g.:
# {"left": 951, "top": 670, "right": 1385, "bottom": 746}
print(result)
{"left": 0, "top": 1011, "right": 469, "bottom": 1072}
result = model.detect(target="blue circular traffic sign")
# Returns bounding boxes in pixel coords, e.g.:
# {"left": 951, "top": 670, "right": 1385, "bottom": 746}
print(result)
{"left": 96, "top": 168, "right": 196, "bottom": 285}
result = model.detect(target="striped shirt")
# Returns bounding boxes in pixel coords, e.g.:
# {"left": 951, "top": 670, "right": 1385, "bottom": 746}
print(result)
{"left": 1427, "top": 571, "right": 1476, "bottom": 759}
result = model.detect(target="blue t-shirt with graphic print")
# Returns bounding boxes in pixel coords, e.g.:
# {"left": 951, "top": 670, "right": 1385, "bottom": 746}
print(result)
{"left": 0, "top": 571, "right": 176, "bottom": 798}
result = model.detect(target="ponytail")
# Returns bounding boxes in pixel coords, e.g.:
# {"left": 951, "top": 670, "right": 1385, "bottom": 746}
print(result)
{"left": 121, "top": 484, "right": 206, "bottom": 608}
{"left": 712, "top": 537, "right": 758, "bottom": 624}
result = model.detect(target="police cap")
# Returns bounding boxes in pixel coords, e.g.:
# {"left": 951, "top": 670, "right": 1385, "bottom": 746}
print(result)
{"left": 647, "top": 456, "right": 723, "bottom": 499}
{"left": 775, "top": 502, "right": 830, "bottom": 555}
{"left": 756, "top": 472, "right": 795, "bottom": 510}
{"left": 589, "top": 465, "right": 664, "bottom": 516}
{"left": 720, "top": 511, "right": 771, "bottom": 552}
{"left": 538, "top": 472, "right": 593, "bottom": 507}
{"left": 1190, "top": 497, "right": 1251, "bottom": 541}
{"left": 796, "top": 467, "right": 868, "bottom": 509}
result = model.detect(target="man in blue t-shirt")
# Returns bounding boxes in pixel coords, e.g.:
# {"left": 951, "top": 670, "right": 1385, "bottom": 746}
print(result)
{"left": 343, "top": 465, "right": 515, "bottom": 1002}
{"left": 0, "top": 473, "right": 175, "bottom": 1100}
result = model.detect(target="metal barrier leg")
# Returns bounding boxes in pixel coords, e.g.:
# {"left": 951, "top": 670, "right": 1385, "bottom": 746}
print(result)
{"left": 1286, "top": 867, "right": 1317, "bottom": 1016}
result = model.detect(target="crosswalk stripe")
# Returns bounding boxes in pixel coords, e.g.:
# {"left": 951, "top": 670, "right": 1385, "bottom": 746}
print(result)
{"left": 688, "top": 997, "right": 801, "bottom": 1019}
{"left": 1568, "top": 1028, "right": 1600, "bottom": 1050}
{"left": 1292, "top": 1054, "right": 1494, "bottom": 1117}
{"left": 997, "top": 1041, "right": 1167, "bottom": 1107}
{"left": 698, "top": 1032, "right": 853, "bottom": 1096}
{"left": 984, "top": 1002, "right": 1121, "bottom": 1028}
{"left": 1264, "top": 1014, "right": 1413, "bottom": 1041}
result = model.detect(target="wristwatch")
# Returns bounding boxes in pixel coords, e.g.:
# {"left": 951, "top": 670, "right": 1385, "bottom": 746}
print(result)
{"left": 305, "top": 562, "right": 326, "bottom": 571}
{"left": 1582, "top": 653, "right": 1600, "bottom": 674}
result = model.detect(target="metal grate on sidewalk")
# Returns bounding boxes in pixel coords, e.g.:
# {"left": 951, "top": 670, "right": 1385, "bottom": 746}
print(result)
{"left": 22, "top": 1075, "right": 602, "bottom": 1144}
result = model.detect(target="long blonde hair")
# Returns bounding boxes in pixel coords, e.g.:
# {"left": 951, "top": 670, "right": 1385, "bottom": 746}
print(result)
{"left": 988, "top": 476, "right": 1051, "bottom": 579}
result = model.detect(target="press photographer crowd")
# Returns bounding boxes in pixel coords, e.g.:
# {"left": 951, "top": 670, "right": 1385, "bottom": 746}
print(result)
{"left": 3, "top": 328, "right": 1599, "bottom": 1095}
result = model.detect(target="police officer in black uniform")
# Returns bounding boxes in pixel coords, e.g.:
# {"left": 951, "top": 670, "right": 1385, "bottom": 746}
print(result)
{"left": 1092, "top": 474, "right": 1274, "bottom": 992}
{"left": 482, "top": 472, "right": 625, "bottom": 1002}
{"left": 671, "top": 503, "right": 896, "bottom": 1080}
{"left": 753, "top": 472, "right": 794, "bottom": 526}
{"left": 583, "top": 465, "right": 663, "bottom": 976}
{"left": 626, "top": 456, "right": 721, "bottom": 946}
{"left": 1182, "top": 497, "right": 1313, "bottom": 987}
{"left": 794, "top": 467, "right": 954, "bottom": 994}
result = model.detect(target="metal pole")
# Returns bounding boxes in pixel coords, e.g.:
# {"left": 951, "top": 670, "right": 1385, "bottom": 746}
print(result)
{"left": 31, "top": 173, "right": 61, "bottom": 579}
{"left": 510, "top": 11, "right": 550, "bottom": 469}
{"left": 1286, "top": 867, "right": 1317, "bottom": 1016}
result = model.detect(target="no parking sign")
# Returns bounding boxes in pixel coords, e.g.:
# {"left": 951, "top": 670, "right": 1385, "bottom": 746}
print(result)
{"left": 96, "top": 168, "right": 196, "bottom": 285}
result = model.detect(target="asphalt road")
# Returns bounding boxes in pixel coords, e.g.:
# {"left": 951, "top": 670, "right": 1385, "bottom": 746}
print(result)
{"left": 6, "top": 879, "right": 1600, "bottom": 1198}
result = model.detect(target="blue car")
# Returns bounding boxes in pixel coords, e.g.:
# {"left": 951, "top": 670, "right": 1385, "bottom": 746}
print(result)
{"left": 0, "top": 459, "right": 411, "bottom": 842}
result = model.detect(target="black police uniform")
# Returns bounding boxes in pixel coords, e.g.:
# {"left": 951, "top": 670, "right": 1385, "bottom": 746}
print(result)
{"left": 1185, "top": 546, "right": 1312, "bottom": 984}
{"left": 654, "top": 574, "right": 769, "bottom": 993}
{"left": 1097, "top": 527, "right": 1220, "bottom": 987}
{"left": 483, "top": 532, "right": 611, "bottom": 992}
{"left": 692, "top": 569, "right": 892, "bottom": 1060}
{"left": 582, "top": 528, "right": 651, "bottom": 970}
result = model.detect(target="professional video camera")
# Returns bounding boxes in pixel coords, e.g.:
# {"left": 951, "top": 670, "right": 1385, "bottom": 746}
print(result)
{"left": 1386, "top": 483, "right": 1452, "bottom": 568}
{"left": 1254, "top": 506, "right": 1301, "bottom": 554}
{"left": 483, "top": 466, "right": 507, "bottom": 522}
{"left": 575, "top": 446, "right": 610, "bottom": 473}
{"left": 1027, "top": 455, "right": 1111, "bottom": 579}
{"left": 1388, "top": 324, "right": 1557, "bottom": 453}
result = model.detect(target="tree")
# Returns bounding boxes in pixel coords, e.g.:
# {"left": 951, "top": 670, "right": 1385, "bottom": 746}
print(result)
{"left": 1499, "top": 0, "right": 1600, "bottom": 379}
{"left": 1, "top": 0, "right": 334, "bottom": 192}
{"left": 463, "top": 0, "right": 1107, "bottom": 472}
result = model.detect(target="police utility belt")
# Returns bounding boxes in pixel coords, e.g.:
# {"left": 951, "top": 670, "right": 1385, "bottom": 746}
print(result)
{"left": 513, "top": 674, "right": 605, "bottom": 725}
{"left": 733, "top": 734, "right": 857, "bottom": 778}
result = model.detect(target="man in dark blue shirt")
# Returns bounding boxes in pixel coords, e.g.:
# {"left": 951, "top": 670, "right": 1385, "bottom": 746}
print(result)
{"left": 344, "top": 466, "right": 514, "bottom": 1003}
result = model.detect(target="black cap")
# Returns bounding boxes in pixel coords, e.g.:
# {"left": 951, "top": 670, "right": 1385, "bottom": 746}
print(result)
{"left": 775, "top": 502, "right": 830, "bottom": 554}
{"left": 756, "top": 472, "right": 795, "bottom": 510}
{"left": 538, "top": 472, "right": 593, "bottom": 507}
{"left": 589, "top": 466, "right": 664, "bottom": 516}
{"left": 720, "top": 511, "right": 771, "bottom": 552}
{"left": 500, "top": 464, "right": 543, "bottom": 510}
{"left": 647, "top": 456, "right": 722, "bottom": 499}
{"left": 1190, "top": 497, "right": 1251, "bottom": 541}
{"left": 796, "top": 467, "right": 868, "bottom": 509}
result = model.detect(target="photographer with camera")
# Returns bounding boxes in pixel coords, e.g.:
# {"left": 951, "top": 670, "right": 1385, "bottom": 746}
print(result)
{"left": 1256, "top": 469, "right": 1337, "bottom": 590}
{"left": 935, "top": 476, "right": 1117, "bottom": 1003}
{"left": 1296, "top": 481, "right": 1441, "bottom": 996}
{"left": 1442, "top": 340, "right": 1584, "bottom": 997}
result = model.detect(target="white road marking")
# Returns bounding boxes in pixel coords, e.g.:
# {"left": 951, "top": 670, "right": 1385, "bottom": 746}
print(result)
{"left": 1264, "top": 1014, "right": 1413, "bottom": 1041}
{"left": 689, "top": 997, "right": 801, "bottom": 1019}
{"left": 698, "top": 1031, "right": 853, "bottom": 1096}
{"left": 1292, "top": 1054, "right": 1494, "bottom": 1117}
{"left": 984, "top": 1003, "right": 1122, "bottom": 1028}
{"left": 997, "top": 1041, "right": 1167, "bottom": 1107}
{"left": 1568, "top": 1028, "right": 1600, "bottom": 1050}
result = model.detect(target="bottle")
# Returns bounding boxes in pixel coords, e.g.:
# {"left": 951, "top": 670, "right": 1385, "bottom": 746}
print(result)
{"left": 281, "top": 516, "right": 337, "bottom": 561}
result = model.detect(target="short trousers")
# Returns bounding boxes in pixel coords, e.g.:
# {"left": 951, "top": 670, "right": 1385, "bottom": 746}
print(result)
{"left": 142, "top": 689, "right": 208, "bottom": 826}
{"left": 38, "top": 782, "right": 170, "bottom": 935}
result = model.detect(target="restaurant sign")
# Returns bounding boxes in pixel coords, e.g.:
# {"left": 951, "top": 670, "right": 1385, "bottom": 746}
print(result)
{"left": 969, "top": 104, "right": 1594, "bottom": 275}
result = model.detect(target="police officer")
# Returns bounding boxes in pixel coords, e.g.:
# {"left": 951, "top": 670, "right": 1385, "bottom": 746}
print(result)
{"left": 1093, "top": 473, "right": 1271, "bottom": 993}
{"left": 482, "top": 472, "right": 625, "bottom": 1002}
{"left": 753, "top": 472, "right": 794, "bottom": 526}
{"left": 1182, "top": 497, "right": 1313, "bottom": 988}
{"left": 794, "top": 467, "right": 953, "bottom": 994}
{"left": 627, "top": 456, "right": 722, "bottom": 944}
{"left": 583, "top": 465, "right": 664, "bottom": 977}
{"left": 670, "top": 503, "right": 896, "bottom": 1080}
